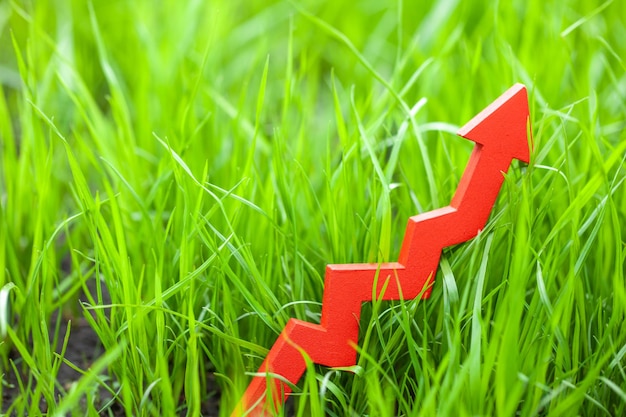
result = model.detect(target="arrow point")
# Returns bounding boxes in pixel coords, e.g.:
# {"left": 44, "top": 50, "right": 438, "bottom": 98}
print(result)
{"left": 458, "top": 83, "right": 532, "bottom": 163}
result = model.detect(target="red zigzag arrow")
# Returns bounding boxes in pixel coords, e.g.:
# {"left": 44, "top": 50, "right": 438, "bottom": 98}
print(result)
{"left": 233, "top": 83, "right": 531, "bottom": 416}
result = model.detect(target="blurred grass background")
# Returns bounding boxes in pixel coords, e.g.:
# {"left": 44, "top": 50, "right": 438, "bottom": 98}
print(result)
{"left": 0, "top": 0, "right": 625, "bottom": 415}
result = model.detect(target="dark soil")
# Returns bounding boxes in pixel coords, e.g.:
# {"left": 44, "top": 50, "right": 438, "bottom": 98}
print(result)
{"left": 1, "top": 312, "right": 110, "bottom": 415}
{"left": 1, "top": 312, "right": 221, "bottom": 416}
{"left": 1, "top": 257, "right": 223, "bottom": 415}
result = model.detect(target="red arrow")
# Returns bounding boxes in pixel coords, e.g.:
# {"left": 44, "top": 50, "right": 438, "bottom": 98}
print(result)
{"left": 232, "top": 83, "right": 531, "bottom": 416}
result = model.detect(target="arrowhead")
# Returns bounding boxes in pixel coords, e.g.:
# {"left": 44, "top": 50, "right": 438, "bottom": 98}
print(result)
{"left": 457, "top": 83, "right": 531, "bottom": 163}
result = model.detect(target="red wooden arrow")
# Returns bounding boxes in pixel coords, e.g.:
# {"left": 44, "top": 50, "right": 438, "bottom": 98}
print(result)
{"left": 232, "top": 83, "right": 532, "bottom": 416}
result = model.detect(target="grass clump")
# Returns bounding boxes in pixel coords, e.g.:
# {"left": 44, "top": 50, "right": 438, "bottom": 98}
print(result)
{"left": 0, "top": 0, "right": 625, "bottom": 415}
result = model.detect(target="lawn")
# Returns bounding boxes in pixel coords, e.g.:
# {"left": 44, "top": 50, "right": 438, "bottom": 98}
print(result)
{"left": 0, "top": 0, "right": 625, "bottom": 416}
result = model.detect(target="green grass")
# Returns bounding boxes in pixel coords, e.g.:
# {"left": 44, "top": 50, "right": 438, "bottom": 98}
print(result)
{"left": 1, "top": 0, "right": 625, "bottom": 415}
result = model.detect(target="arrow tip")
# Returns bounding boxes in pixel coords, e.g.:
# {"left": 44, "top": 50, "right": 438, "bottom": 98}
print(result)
{"left": 457, "top": 83, "right": 532, "bottom": 163}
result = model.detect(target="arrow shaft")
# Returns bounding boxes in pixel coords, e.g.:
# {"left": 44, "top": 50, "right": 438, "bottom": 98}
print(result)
{"left": 237, "top": 146, "right": 514, "bottom": 415}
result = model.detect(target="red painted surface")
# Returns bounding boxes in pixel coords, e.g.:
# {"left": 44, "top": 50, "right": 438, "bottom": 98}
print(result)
{"left": 232, "top": 83, "right": 532, "bottom": 416}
